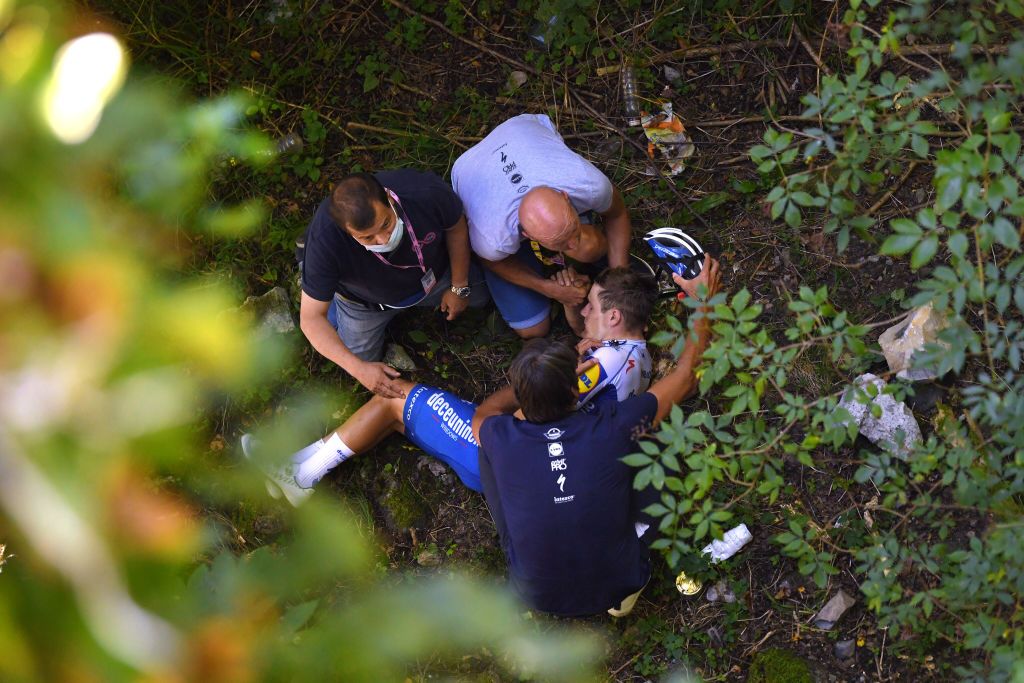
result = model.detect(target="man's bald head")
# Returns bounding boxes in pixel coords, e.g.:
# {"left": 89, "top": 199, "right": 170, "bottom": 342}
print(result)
{"left": 518, "top": 186, "right": 582, "bottom": 252}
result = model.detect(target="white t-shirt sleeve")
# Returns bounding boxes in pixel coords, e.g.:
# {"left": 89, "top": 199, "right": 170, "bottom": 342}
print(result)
{"left": 565, "top": 160, "right": 614, "bottom": 215}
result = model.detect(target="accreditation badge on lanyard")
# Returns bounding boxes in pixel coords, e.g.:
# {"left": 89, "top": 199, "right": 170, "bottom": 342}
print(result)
{"left": 377, "top": 188, "right": 435, "bottom": 296}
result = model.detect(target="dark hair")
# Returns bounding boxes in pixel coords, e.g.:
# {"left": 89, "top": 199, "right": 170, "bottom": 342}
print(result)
{"left": 593, "top": 267, "right": 658, "bottom": 331}
{"left": 328, "top": 173, "right": 387, "bottom": 232}
{"left": 509, "top": 339, "right": 578, "bottom": 423}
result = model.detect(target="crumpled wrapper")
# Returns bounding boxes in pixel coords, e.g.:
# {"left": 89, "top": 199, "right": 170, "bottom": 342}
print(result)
{"left": 878, "top": 303, "right": 950, "bottom": 381}
{"left": 641, "top": 102, "right": 694, "bottom": 176}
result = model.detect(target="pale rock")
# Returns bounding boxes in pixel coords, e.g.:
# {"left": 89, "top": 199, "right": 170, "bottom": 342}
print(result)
{"left": 705, "top": 580, "right": 736, "bottom": 603}
{"left": 813, "top": 589, "right": 856, "bottom": 630}
{"left": 508, "top": 70, "right": 528, "bottom": 89}
{"left": 838, "top": 373, "right": 922, "bottom": 459}
{"left": 384, "top": 343, "right": 417, "bottom": 372}
{"left": 239, "top": 286, "right": 295, "bottom": 338}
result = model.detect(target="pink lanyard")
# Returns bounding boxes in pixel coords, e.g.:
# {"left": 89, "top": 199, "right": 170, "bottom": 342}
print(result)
{"left": 372, "top": 188, "right": 426, "bottom": 273}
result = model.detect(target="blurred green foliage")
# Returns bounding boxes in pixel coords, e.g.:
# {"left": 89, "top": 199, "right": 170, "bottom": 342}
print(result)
{"left": 0, "top": 2, "right": 599, "bottom": 681}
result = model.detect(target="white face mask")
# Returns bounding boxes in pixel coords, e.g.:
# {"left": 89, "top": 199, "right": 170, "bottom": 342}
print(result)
{"left": 364, "top": 205, "right": 405, "bottom": 253}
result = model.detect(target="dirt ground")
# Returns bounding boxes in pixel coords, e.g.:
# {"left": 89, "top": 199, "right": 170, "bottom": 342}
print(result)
{"left": 94, "top": 1, "right": 963, "bottom": 679}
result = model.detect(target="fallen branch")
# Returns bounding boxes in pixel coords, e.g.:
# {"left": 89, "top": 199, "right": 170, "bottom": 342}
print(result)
{"left": 346, "top": 121, "right": 481, "bottom": 146}
{"left": 868, "top": 161, "right": 919, "bottom": 215}
{"left": 383, "top": 0, "right": 602, "bottom": 99}
{"left": 793, "top": 24, "right": 832, "bottom": 77}
{"left": 902, "top": 43, "right": 1010, "bottom": 56}
{"left": 596, "top": 40, "right": 790, "bottom": 76}
{"left": 383, "top": 0, "right": 536, "bottom": 76}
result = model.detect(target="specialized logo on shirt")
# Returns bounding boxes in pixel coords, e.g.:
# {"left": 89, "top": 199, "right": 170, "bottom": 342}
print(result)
{"left": 547, "top": 442, "right": 564, "bottom": 457}
{"left": 425, "top": 392, "right": 478, "bottom": 446}
{"left": 627, "top": 359, "right": 636, "bottom": 372}
{"left": 544, "top": 427, "right": 564, "bottom": 440}
{"left": 556, "top": 474, "right": 566, "bottom": 491}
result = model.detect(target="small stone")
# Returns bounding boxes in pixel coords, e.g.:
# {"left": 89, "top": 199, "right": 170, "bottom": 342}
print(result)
{"left": 813, "top": 589, "right": 856, "bottom": 630}
{"left": 416, "top": 548, "right": 441, "bottom": 566}
{"left": 418, "top": 455, "right": 451, "bottom": 481}
{"left": 508, "top": 70, "right": 528, "bottom": 89}
{"left": 384, "top": 343, "right": 417, "bottom": 372}
{"left": 254, "top": 514, "right": 284, "bottom": 536}
{"left": 834, "top": 639, "right": 856, "bottom": 659}
{"left": 663, "top": 65, "right": 682, "bottom": 83}
{"left": 238, "top": 286, "right": 295, "bottom": 338}
{"left": 705, "top": 580, "right": 736, "bottom": 603}
{"left": 594, "top": 137, "right": 624, "bottom": 159}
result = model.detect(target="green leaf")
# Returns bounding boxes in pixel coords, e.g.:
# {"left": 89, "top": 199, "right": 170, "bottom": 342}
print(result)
{"left": 784, "top": 202, "right": 801, "bottom": 228}
{"left": 880, "top": 233, "right": 920, "bottom": 256}
{"left": 639, "top": 440, "right": 662, "bottom": 456}
{"left": 992, "top": 217, "right": 1021, "bottom": 250}
{"left": 791, "top": 192, "right": 815, "bottom": 207}
{"left": 280, "top": 600, "right": 320, "bottom": 636}
{"left": 936, "top": 175, "right": 963, "bottom": 211}
{"left": 408, "top": 330, "right": 429, "bottom": 343}
{"left": 910, "top": 235, "right": 939, "bottom": 269}
{"left": 947, "top": 231, "right": 968, "bottom": 258}
{"left": 732, "top": 289, "right": 751, "bottom": 312}
{"left": 622, "top": 453, "right": 653, "bottom": 467}
{"left": 890, "top": 218, "right": 922, "bottom": 236}
{"left": 911, "top": 134, "right": 929, "bottom": 158}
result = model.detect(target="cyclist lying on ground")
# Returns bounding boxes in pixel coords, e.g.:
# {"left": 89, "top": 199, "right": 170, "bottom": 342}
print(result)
{"left": 242, "top": 266, "right": 659, "bottom": 505}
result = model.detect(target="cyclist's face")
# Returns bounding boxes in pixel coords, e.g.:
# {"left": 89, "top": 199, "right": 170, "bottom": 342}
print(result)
{"left": 581, "top": 283, "right": 609, "bottom": 339}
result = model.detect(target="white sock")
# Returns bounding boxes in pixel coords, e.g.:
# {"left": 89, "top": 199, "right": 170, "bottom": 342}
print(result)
{"left": 294, "top": 433, "right": 354, "bottom": 488}
{"left": 291, "top": 438, "right": 325, "bottom": 464}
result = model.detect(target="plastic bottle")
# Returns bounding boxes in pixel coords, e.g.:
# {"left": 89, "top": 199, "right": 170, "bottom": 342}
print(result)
{"left": 621, "top": 62, "right": 641, "bottom": 127}
{"left": 701, "top": 523, "right": 752, "bottom": 563}
{"left": 274, "top": 132, "right": 303, "bottom": 155}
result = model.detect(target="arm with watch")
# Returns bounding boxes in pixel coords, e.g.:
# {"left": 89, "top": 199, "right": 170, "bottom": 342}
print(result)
{"left": 440, "top": 215, "right": 473, "bottom": 321}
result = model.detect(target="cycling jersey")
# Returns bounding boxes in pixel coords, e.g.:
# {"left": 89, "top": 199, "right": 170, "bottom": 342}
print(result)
{"left": 576, "top": 340, "right": 652, "bottom": 407}
{"left": 403, "top": 341, "right": 651, "bottom": 492}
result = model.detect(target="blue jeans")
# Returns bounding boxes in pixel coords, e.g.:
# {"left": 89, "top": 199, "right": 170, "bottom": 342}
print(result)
{"left": 327, "top": 262, "right": 489, "bottom": 361}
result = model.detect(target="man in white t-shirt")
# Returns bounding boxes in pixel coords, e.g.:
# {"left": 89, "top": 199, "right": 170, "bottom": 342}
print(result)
{"left": 451, "top": 114, "right": 634, "bottom": 339}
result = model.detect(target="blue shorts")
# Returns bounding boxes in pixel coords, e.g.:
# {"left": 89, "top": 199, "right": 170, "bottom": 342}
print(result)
{"left": 403, "top": 384, "right": 482, "bottom": 492}
{"left": 483, "top": 241, "right": 552, "bottom": 330}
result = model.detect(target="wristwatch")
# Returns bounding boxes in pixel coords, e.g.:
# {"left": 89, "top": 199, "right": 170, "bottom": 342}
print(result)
{"left": 450, "top": 284, "right": 471, "bottom": 298}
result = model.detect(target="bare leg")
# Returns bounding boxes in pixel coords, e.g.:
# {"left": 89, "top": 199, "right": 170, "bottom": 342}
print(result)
{"left": 514, "top": 316, "right": 551, "bottom": 339}
{"left": 325, "top": 379, "right": 417, "bottom": 455}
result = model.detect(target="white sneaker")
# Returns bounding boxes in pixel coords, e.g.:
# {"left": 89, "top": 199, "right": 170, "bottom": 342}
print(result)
{"left": 240, "top": 433, "right": 313, "bottom": 507}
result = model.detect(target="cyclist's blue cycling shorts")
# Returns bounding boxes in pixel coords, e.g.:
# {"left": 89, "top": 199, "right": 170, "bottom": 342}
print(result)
{"left": 403, "top": 384, "right": 482, "bottom": 492}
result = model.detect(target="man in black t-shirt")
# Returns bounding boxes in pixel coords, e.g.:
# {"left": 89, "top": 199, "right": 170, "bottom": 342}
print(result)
{"left": 300, "top": 171, "right": 488, "bottom": 397}
{"left": 470, "top": 255, "right": 722, "bottom": 618}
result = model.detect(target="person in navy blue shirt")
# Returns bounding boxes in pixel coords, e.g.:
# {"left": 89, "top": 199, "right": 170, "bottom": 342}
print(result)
{"left": 470, "top": 255, "right": 722, "bottom": 618}
{"left": 299, "top": 170, "right": 488, "bottom": 398}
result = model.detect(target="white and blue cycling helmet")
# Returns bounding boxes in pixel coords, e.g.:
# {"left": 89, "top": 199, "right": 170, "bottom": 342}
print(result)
{"left": 643, "top": 227, "right": 705, "bottom": 280}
